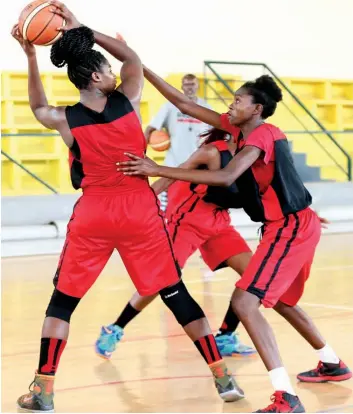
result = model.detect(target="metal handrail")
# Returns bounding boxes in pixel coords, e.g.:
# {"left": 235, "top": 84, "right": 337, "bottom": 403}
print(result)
{"left": 1, "top": 150, "right": 59, "bottom": 194}
{"left": 203, "top": 60, "right": 352, "bottom": 181}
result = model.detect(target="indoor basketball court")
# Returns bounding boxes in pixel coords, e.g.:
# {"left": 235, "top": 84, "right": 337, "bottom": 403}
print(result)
{"left": 2, "top": 233, "right": 353, "bottom": 413}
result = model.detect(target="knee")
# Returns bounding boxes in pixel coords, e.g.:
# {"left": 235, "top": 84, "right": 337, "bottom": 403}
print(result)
{"left": 231, "top": 288, "right": 260, "bottom": 319}
{"left": 274, "top": 301, "right": 295, "bottom": 315}
{"left": 46, "top": 289, "right": 80, "bottom": 323}
{"left": 159, "top": 280, "right": 205, "bottom": 326}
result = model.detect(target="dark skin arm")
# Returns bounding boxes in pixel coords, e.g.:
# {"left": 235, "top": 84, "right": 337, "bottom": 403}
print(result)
{"left": 51, "top": 1, "right": 143, "bottom": 105}
{"left": 117, "top": 146, "right": 262, "bottom": 187}
{"left": 143, "top": 66, "right": 223, "bottom": 129}
{"left": 151, "top": 145, "right": 220, "bottom": 195}
{"left": 11, "top": 24, "right": 72, "bottom": 146}
{"left": 12, "top": 1, "right": 144, "bottom": 145}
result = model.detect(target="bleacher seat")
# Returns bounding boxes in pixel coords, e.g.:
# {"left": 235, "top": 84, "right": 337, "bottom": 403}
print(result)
{"left": 1, "top": 71, "right": 353, "bottom": 195}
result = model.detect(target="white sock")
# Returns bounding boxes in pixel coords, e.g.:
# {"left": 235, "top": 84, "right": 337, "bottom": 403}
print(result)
{"left": 316, "top": 343, "right": 339, "bottom": 364}
{"left": 268, "top": 367, "right": 296, "bottom": 396}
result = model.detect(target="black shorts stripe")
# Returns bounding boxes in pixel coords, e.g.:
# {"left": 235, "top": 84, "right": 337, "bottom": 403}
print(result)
{"left": 263, "top": 213, "right": 300, "bottom": 293}
{"left": 149, "top": 187, "right": 182, "bottom": 278}
{"left": 53, "top": 197, "right": 82, "bottom": 287}
{"left": 171, "top": 193, "right": 200, "bottom": 243}
{"left": 248, "top": 216, "right": 290, "bottom": 293}
{"left": 168, "top": 192, "right": 196, "bottom": 232}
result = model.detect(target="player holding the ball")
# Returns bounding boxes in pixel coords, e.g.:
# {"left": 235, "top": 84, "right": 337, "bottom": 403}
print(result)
{"left": 12, "top": 1, "right": 244, "bottom": 411}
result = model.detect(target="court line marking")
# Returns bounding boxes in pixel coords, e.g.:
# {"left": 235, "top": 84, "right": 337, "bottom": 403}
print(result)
{"left": 46, "top": 375, "right": 353, "bottom": 414}
{"left": 190, "top": 291, "right": 353, "bottom": 311}
{"left": 3, "top": 307, "right": 351, "bottom": 358}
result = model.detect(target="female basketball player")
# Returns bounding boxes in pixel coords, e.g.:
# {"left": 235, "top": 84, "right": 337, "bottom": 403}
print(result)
{"left": 11, "top": 2, "right": 243, "bottom": 411}
{"left": 118, "top": 72, "right": 352, "bottom": 412}
{"left": 95, "top": 128, "right": 256, "bottom": 359}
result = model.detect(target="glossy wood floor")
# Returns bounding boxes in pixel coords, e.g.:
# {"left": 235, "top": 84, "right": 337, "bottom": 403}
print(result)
{"left": 2, "top": 233, "right": 353, "bottom": 413}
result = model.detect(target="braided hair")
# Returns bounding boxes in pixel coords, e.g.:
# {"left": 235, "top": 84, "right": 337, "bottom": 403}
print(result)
{"left": 50, "top": 26, "right": 107, "bottom": 90}
{"left": 242, "top": 75, "right": 283, "bottom": 119}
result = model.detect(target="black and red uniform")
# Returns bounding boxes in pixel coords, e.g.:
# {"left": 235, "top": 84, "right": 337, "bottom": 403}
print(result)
{"left": 220, "top": 114, "right": 321, "bottom": 308}
{"left": 166, "top": 140, "right": 251, "bottom": 271}
{"left": 55, "top": 91, "right": 180, "bottom": 298}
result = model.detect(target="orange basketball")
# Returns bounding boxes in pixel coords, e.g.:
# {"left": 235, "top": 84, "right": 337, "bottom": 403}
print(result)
{"left": 18, "top": 0, "right": 65, "bottom": 46}
{"left": 149, "top": 130, "right": 171, "bottom": 152}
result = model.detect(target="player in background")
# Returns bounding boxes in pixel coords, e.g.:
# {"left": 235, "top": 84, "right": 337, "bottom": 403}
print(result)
{"left": 145, "top": 73, "right": 212, "bottom": 211}
{"left": 118, "top": 71, "right": 352, "bottom": 412}
{"left": 11, "top": 2, "right": 243, "bottom": 411}
{"left": 96, "top": 128, "right": 256, "bottom": 359}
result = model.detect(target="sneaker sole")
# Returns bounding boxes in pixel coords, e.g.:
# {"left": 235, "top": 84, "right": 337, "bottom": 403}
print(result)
{"left": 220, "top": 389, "right": 245, "bottom": 402}
{"left": 297, "top": 372, "right": 352, "bottom": 383}
{"left": 17, "top": 404, "right": 54, "bottom": 413}
{"left": 95, "top": 351, "right": 111, "bottom": 360}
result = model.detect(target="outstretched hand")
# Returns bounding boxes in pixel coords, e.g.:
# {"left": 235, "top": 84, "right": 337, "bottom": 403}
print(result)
{"left": 11, "top": 24, "right": 35, "bottom": 57}
{"left": 117, "top": 153, "right": 161, "bottom": 177}
{"left": 49, "top": 0, "right": 81, "bottom": 32}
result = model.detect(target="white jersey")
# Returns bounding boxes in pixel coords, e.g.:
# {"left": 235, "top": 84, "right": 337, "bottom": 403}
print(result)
{"left": 149, "top": 98, "right": 212, "bottom": 167}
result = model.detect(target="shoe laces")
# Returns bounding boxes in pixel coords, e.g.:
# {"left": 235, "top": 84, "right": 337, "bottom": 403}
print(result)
{"left": 263, "top": 391, "right": 288, "bottom": 411}
{"left": 27, "top": 380, "right": 41, "bottom": 396}
{"left": 315, "top": 361, "right": 325, "bottom": 374}
{"left": 28, "top": 380, "right": 35, "bottom": 393}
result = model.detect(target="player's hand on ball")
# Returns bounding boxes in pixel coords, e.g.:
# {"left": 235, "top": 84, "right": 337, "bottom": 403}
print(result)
{"left": 49, "top": 0, "right": 81, "bottom": 31}
{"left": 117, "top": 153, "right": 160, "bottom": 177}
{"left": 11, "top": 24, "right": 35, "bottom": 57}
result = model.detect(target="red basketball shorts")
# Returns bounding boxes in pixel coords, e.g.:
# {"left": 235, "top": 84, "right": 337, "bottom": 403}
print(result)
{"left": 236, "top": 208, "right": 321, "bottom": 308}
{"left": 167, "top": 198, "right": 251, "bottom": 271}
{"left": 54, "top": 189, "right": 180, "bottom": 298}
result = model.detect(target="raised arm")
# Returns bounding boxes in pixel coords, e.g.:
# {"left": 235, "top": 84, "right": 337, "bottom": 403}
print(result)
{"left": 119, "top": 146, "right": 262, "bottom": 187}
{"left": 51, "top": 1, "right": 143, "bottom": 104}
{"left": 94, "top": 33, "right": 143, "bottom": 104}
{"left": 11, "top": 25, "right": 67, "bottom": 134}
{"left": 143, "top": 67, "right": 222, "bottom": 129}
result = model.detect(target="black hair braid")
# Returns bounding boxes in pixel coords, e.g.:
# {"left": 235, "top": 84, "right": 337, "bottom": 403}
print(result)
{"left": 50, "top": 26, "right": 107, "bottom": 90}
{"left": 243, "top": 75, "right": 283, "bottom": 119}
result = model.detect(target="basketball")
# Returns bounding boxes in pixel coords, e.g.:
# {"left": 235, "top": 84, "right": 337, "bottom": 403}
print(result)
{"left": 149, "top": 130, "right": 171, "bottom": 152}
{"left": 18, "top": 0, "right": 65, "bottom": 46}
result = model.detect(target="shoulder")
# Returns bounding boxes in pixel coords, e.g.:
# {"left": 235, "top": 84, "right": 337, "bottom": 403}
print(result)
{"left": 199, "top": 143, "right": 221, "bottom": 159}
{"left": 260, "top": 123, "right": 286, "bottom": 139}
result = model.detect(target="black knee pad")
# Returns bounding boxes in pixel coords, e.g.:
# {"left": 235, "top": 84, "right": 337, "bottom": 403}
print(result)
{"left": 159, "top": 280, "right": 205, "bottom": 326}
{"left": 45, "top": 289, "right": 80, "bottom": 323}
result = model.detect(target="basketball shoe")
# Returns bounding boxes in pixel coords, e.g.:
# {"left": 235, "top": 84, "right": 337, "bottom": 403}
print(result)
{"left": 95, "top": 324, "right": 124, "bottom": 359}
{"left": 297, "top": 360, "right": 352, "bottom": 383}
{"left": 255, "top": 391, "right": 305, "bottom": 413}
{"left": 210, "top": 361, "right": 245, "bottom": 401}
{"left": 216, "top": 332, "right": 256, "bottom": 356}
{"left": 17, "top": 371, "right": 54, "bottom": 412}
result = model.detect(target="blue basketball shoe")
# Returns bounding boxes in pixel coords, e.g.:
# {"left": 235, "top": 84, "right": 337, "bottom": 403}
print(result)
{"left": 216, "top": 332, "right": 256, "bottom": 356}
{"left": 95, "top": 324, "right": 124, "bottom": 360}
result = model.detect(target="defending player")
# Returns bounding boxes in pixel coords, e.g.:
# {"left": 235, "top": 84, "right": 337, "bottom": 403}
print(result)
{"left": 118, "top": 72, "right": 352, "bottom": 412}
